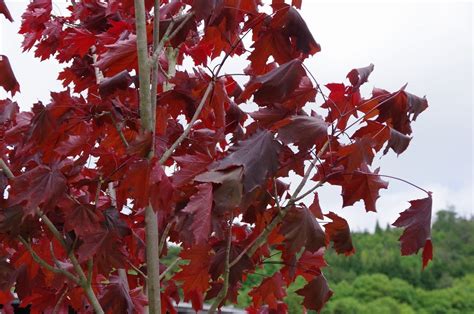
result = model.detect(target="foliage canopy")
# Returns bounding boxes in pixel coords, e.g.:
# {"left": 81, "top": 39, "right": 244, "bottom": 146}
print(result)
{"left": 0, "top": 0, "right": 431, "bottom": 313}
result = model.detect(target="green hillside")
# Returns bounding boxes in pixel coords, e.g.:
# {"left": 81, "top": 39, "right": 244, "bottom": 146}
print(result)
{"left": 237, "top": 208, "right": 474, "bottom": 313}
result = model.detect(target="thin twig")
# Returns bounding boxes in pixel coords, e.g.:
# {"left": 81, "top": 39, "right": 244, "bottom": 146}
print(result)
{"left": 208, "top": 216, "right": 233, "bottom": 313}
{"left": 159, "top": 220, "right": 173, "bottom": 254}
{"left": 149, "top": 12, "right": 194, "bottom": 65}
{"left": 229, "top": 140, "right": 331, "bottom": 267}
{"left": 18, "top": 236, "right": 80, "bottom": 284}
{"left": 128, "top": 261, "right": 148, "bottom": 280}
{"left": 158, "top": 257, "right": 182, "bottom": 280}
{"left": 109, "top": 113, "right": 129, "bottom": 148}
{"left": 159, "top": 82, "right": 214, "bottom": 165}
{"left": 52, "top": 286, "right": 69, "bottom": 314}
{"left": 0, "top": 158, "right": 14, "bottom": 179}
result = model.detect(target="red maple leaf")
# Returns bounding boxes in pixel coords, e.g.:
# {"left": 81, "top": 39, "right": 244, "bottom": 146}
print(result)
{"left": 172, "top": 153, "right": 213, "bottom": 187}
{"left": 281, "top": 248, "right": 327, "bottom": 284}
{"left": 347, "top": 63, "right": 374, "bottom": 89}
{"left": 99, "top": 275, "right": 147, "bottom": 314}
{"left": 383, "top": 127, "right": 412, "bottom": 155}
{"left": 0, "top": 0, "right": 13, "bottom": 22}
{"left": 341, "top": 164, "right": 389, "bottom": 212}
{"left": 249, "top": 272, "right": 286, "bottom": 310}
{"left": 274, "top": 114, "right": 328, "bottom": 150}
{"left": 240, "top": 60, "right": 306, "bottom": 105}
{"left": 182, "top": 183, "right": 213, "bottom": 244}
{"left": 336, "top": 137, "right": 375, "bottom": 173}
{"left": 308, "top": 192, "right": 324, "bottom": 219}
{"left": 8, "top": 165, "right": 67, "bottom": 216}
{"left": 324, "top": 212, "right": 355, "bottom": 256}
{"left": 173, "top": 244, "right": 212, "bottom": 295}
{"left": 201, "top": 129, "right": 281, "bottom": 194}
{"left": 77, "top": 228, "right": 128, "bottom": 274}
{"left": 296, "top": 275, "right": 333, "bottom": 312}
{"left": 351, "top": 120, "right": 390, "bottom": 153}
{"left": 392, "top": 195, "right": 433, "bottom": 269}
{"left": 280, "top": 206, "right": 326, "bottom": 254}
{"left": 95, "top": 35, "right": 138, "bottom": 76}
{"left": 248, "top": 6, "right": 320, "bottom": 74}
{"left": 0, "top": 55, "right": 20, "bottom": 95}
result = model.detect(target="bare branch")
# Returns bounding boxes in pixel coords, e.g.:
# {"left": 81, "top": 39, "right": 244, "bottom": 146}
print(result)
{"left": 159, "top": 82, "right": 214, "bottom": 165}
{"left": 158, "top": 257, "right": 181, "bottom": 280}
{"left": 229, "top": 141, "right": 331, "bottom": 268}
{"left": 0, "top": 158, "right": 14, "bottom": 179}
{"left": 52, "top": 286, "right": 69, "bottom": 314}
{"left": 128, "top": 261, "right": 148, "bottom": 280}
{"left": 208, "top": 217, "right": 233, "bottom": 313}
{"left": 159, "top": 220, "right": 173, "bottom": 254}
{"left": 1, "top": 158, "right": 101, "bottom": 311}
{"left": 18, "top": 236, "right": 80, "bottom": 285}
{"left": 109, "top": 112, "right": 129, "bottom": 148}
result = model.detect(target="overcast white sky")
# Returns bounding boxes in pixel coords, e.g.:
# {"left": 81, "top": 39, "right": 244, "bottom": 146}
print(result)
{"left": 0, "top": 1, "right": 472, "bottom": 231}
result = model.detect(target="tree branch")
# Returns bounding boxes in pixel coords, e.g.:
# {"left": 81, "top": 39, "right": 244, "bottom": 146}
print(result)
{"left": 159, "top": 220, "right": 173, "bottom": 255}
{"left": 0, "top": 158, "right": 14, "bottom": 179}
{"left": 158, "top": 257, "right": 181, "bottom": 280}
{"left": 208, "top": 217, "right": 233, "bottom": 313}
{"left": 1, "top": 158, "right": 104, "bottom": 314}
{"left": 134, "top": 0, "right": 152, "bottom": 133}
{"left": 18, "top": 236, "right": 80, "bottom": 285}
{"left": 229, "top": 141, "right": 331, "bottom": 268}
{"left": 159, "top": 82, "right": 214, "bottom": 165}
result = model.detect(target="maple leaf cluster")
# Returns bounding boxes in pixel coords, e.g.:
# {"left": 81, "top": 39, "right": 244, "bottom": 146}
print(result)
{"left": 0, "top": 0, "right": 432, "bottom": 313}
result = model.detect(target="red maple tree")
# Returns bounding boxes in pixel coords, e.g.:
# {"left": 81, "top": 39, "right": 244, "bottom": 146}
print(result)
{"left": 0, "top": 0, "right": 432, "bottom": 313}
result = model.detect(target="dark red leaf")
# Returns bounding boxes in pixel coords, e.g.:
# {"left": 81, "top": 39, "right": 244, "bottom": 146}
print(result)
{"left": 77, "top": 229, "right": 128, "bottom": 274}
{"left": 0, "top": 55, "right": 20, "bottom": 95}
{"left": 240, "top": 60, "right": 306, "bottom": 105}
{"left": 406, "top": 92, "right": 429, "bottom": 121}
{"left": 0, "top": 0, "right": 13, "bottom": 22}
{"left": 182, "top": 183, "right": 213, "bottom": 244}
{"left": 60, "top": 28, "right": 96, "bottom": 60}
{"left": 281, "top": 248, "right": 327, "bottom": 284}
{"left": 347, "top": 64, "right": 374, "bottom": 89}
{"left": 248, "top": 6, "right": 320, "bottom": 74}
{"left": 99, "top": 70, "right": 133, "bottom": 98}
{"left": 322, "top": 83, "right": 359, "bottom": 130}
{"left": 324, "top": 212, "right": 355, "bottom": 256}
{"left": 63, "top": 201, "right": 102, "bottom": 236}
{"left": 173, "top": 244, "right": 212, "bottom": 295}
{"left": 172, "top": 153, "right": 213, "bottom": 187}
{"left": 0, "top": 99, "right": 19, "bottom": 124}
{"left": 383, "top": 127, "right": 412, "bottom": 155}
{"left": 99, "top": 275, "right": 147, "bottom": 314}
{"left": 199, "top": 167, "right": 243, "bottom": 214}
{"left": 308, "top": 192, "right": 324, "bottom": 219}
{"left": 274, "top": 115, "right": 328, "bottom": 150}
{"left": 351, "top": 121, "right": 390, "bottom": 152}
{"left": 392, "top": 195, "right": 433, "bottom": 268}
{"left": 200, "top": 130, "right": 281, "bottom": 194}
{"left": 249, "top": 272, "right": 286, "bottom": 310}
{"left": 296, "top": 275, "right": 333, "bottom": 312}
{"left": 210, "top": 243, "right": 253, "bottom": 287}
{"left": 95, "top": 35, "right": 137, "bottom": 76}
{"left": 9, "top": 165, "right": 67, "bottom": 216}
{"left": 336, "top": 137, "right": 375, "bottom": 173}
{"left": 341, "top": 164, "right": 388, "bottom": 212}
{"left": 280, "top": 206, "right": 326, "bottom": 254}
